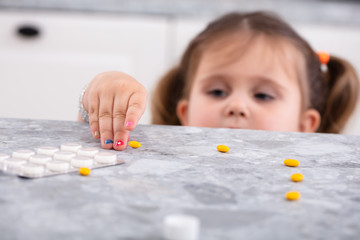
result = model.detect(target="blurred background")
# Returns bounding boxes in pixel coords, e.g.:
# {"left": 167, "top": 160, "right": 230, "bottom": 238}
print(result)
{"left": 0, "top": 0, "right": 359, "bottom": 134}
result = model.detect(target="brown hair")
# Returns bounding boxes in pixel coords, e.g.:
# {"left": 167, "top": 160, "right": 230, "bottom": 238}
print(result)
{"left": 151, "top": 11, "right": 359, "bottom": 133}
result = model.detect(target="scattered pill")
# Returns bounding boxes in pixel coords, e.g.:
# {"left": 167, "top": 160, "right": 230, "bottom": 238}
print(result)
{"left": 286, "top": 191, "right": 301, "bottom": 201}
{"left": 128, "top": 141, "right": 141, "bottom": 148}
{"left": 291, "top": 173, "right": 304, "bottom": 182}
{"left": 79, "top": 167, "right": 91, "bottom": 176}
{"left": 284, "top": 159, "right": 299, "bottom": 167}
{"left": 163, "top": 214, "right": 200, "bottom": 240}
{"left": 217, "top": 145, "right": 229, "bottom": 153}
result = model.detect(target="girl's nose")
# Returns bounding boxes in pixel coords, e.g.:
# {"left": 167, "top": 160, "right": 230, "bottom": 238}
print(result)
{"left": 225, "top": 99, "right": 249, "bottom": 117}
{"left": 228, "top": 109, "right": 246, "bottom": 117}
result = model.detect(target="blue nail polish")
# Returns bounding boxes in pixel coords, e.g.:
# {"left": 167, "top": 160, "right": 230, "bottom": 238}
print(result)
{"left": 105, "top": 139, "right": 113, "bottom": 144}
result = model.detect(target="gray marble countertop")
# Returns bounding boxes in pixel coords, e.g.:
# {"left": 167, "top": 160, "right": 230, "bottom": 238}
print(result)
{"left": 0, "top": 118, "right": 359, "bottom": 240}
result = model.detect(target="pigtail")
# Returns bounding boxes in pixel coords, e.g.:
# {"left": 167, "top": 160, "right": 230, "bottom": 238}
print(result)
{"left": 317, "top": 56, "right": 359, "bottom": 133}
{"left": 151, "top": 66, "right": 185, "bottom": 125}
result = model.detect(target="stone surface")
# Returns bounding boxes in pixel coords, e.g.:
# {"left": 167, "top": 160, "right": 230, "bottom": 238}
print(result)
{"left": 0, "top": 118, "right": 359, "bottom": 239}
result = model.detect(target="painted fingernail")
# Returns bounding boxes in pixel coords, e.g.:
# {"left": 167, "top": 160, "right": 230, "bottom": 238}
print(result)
{"left": 114, "top": 140, "right": 124, "bottom": 147}
{"left": 94, "top": 131, "right": 99, "bottom": 137}
{"left": 126, "top": 121, "right": 133, "bottom": 127}
{"left": 105, "top": 139, "right": 113, "bottom": 144}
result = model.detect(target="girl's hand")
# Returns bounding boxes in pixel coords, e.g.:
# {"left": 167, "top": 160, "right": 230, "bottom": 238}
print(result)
{"left": 80, "top": 71, "right": 147, "bottom": 150}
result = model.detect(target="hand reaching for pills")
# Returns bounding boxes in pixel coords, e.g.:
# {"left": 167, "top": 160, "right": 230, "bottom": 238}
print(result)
{"left": 80, "top": 71, "right": 147, "bottom": 151}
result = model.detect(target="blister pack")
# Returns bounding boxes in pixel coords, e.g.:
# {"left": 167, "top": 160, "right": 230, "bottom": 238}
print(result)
{"left": 0, "top": 143, "right": 125, "bottom": 178}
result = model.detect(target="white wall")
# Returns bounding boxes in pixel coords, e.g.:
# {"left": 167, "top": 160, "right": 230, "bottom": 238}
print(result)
{"left": 0, "top": 11, "right": 169, "bottom": 124}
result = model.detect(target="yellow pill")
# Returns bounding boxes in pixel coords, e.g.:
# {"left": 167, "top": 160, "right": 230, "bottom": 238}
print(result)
{"left": 217, "top": 145, "right": 229, "bottom": 153}
{"left": 284, "top": 159, "right": 300, "bottom": 167}
{"left": 291, "top": 173, "right": 304, "bottom": 182}
{"left": 286, "top": 191, "right": 301, "bottom": 201}
{"left": 128, "top": 141, "right": 141, "bottom": 148}
{"left": 79, "top": 167, "right": 91, "bottom": 176}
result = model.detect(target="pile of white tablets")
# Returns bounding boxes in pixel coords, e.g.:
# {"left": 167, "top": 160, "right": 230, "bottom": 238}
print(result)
{"left": 0, "top": 143, "right": 124, "bottom": 178}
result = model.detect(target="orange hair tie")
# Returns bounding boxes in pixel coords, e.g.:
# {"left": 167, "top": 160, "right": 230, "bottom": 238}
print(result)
{"left": 317, "top": 51, "right": 330, "bottom": 65}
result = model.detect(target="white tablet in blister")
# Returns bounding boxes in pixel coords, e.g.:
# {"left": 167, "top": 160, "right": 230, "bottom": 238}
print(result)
{"left": 37, "top": 146, "right": 59, "bottom": 156}
{"left": 12, "top": 149, "right": 35, "bottom": 159}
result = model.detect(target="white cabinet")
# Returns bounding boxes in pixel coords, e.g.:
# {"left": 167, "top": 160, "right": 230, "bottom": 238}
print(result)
{"left": 0, "top": 11, "right": 169, "bottom": 124}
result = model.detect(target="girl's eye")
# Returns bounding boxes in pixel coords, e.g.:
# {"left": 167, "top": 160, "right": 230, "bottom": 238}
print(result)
{"left": 208, "top": 89, "right": 227, "bottom": 98}
{"left": 254, "top": 93, "right": 274, "bottom": 101}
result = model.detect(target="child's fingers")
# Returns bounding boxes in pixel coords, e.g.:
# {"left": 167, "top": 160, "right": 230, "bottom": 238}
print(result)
{"left": 113, "top": 129, "right": 129, "bottom": 151}
{"left": 98, "top": 95, "right": 114, "bottom": 149}
{"left": 88, "top": 97, "right": 100, "bottom": 139}
{"left": 112, "top": 94, "right": 130, "bottom": 151}
{"left": 125, "top": 91, "right": 147, "bottom": 131}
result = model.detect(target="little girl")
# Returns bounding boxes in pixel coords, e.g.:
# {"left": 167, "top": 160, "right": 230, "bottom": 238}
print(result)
{"left": 79, "top": 11, "right": 359, "bottom": 151}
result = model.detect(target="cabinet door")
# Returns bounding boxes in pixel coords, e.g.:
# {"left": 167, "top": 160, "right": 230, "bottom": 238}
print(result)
{"left": 0, "top": 11, "right": 169, "bottom": 123}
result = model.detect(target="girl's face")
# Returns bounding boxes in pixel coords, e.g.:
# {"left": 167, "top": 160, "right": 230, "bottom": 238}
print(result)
{"left": 177, "top": 34, "right": 320, "bottom": 132}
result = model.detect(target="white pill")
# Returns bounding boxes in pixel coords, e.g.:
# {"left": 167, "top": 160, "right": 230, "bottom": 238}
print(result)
{"left": 29, "top": 155, "right": 52, "bottom": 165}
{"left": 71, "top": 156, "right": 93, "bottom": 168}
{"left": 0, "top": 153, "right": 10, "bottom": 169}
{"left": 4, "top": 158, "right": 27, "bottom": 174}
{"left": 12, "top": 149, "right": 35, "bottom": 159}
{"left": 20, "top": 163, "right": 45, "bottom": 177}
{"left": 94, "top": 152, "right": 117, "bottom": 164}
{"left": 61, "top": 143, "right": 82, "bottom": 152}
{"left": 46, "top": 160, "right": 70, "bottom": 172}
{"left": 53, "top": 151, "right": 76, "bottom": 161}
{"left": 37, "top": 146, "right": 59, "bottom": 156}
{"left": 77, "top": 147, "right": 99, "bottom": 157}
{"left": 163, "top": 214, "right": 200, "bottom": 240}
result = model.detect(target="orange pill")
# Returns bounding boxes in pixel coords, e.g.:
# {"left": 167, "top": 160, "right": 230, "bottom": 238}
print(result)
{"left": 128, "top": 141, "right": 141, "bottom": 148}
{"left": 291, "top": 173, "right": 304, "bottom": 182}
{"left": 284, "top": 159, "right": 299, "bottom": 167}
{"left": 286, "top": 191, "right": 301, "bottom": 201}
{"left": 217, "top": 145, "right": 229, "bottom": 153}
{"left": 79, "top": 167, "right": 91, "bottom": 176}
